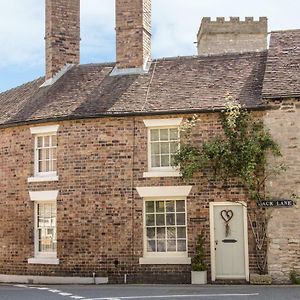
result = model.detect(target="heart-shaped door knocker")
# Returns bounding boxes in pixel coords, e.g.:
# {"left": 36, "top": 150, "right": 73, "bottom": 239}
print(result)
{"left": 221, "top": 209, "right": 233, "bottom": 222}
{"left": 220, "top": 209, "right": 234, "bottom": 237}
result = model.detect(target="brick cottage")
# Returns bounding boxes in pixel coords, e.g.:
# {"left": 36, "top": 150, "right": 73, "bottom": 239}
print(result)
{"left": 0, "top": 0, "right": 299, "bottom": 284}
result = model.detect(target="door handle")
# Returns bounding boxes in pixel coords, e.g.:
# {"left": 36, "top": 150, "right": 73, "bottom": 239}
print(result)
{"left": 215, "top": 240, "right": 218, "bottom": 245}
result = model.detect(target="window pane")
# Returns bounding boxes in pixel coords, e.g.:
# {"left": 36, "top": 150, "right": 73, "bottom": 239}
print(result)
{"left": 51, "top": 135, "right": 57, "bottom": 147}
{"left": 146, "top": 214, "right": 155, "bottom": 226}
{"left": 160, "top": 143, "right": 169, "bottom": 154}
{"left": 170, "top": 128, "right": 179, "bottom": 140}
{"left": 167, "top": 227, "right": 176, "bottom": 239}
{"left": 177, "top": 240, "right": 187, "bottom": 251}
{"left": 156, "top": 214, "right": 165, "bottom": 226}
{"left": 44, "top": 136, "right": 50, "bottom": 147}
{"left": 160, "top": 129, "right": 169, "bottom": 141}
{"left": 147, "top": 228, "right": 155, "bottom": 239}
{"left": 146, "top": 201, "right": 154, "bottom": 213}
{"left": 151, "top": 143, "right": 160, "bottom": 155}
{"left": 161, "top": 155, "right": 170, "bottom": 167}
{"left": 177, "top": 227, "right": 186, "bottom": 239}
{"left": 167, "top": 240, "right": 176, "bottom": 251}
{"left": 156, "top": 201, "right": 164, "bottom": 213}
{"left": 151, "top": 155, "right": 160, "bottom": 167}
{"left": 45, "top": 160, "right": 50, "bottom": 172}
{"left": 52, "top": 148, "right": 57, "bottom": 161}
{"left": 150, "top": 129, "right": 159, "bottom": 141}
{"left": 166, "top": 201, "right": 175, "bottom": 212}
{"left": 44, "top": 204, "right": 51, "bottom": 218}
{"left": 166, "top": 213, "right": 175, "bottom": 225}
{"left": 147, "top": 240, "right": 156, "bottom": 252}
{"left": 176, "top": 213, "right": 185, "bottom": 225}
{"left": 45, "top": 149, "right": 50, "bottom": 160}
{"left": 157, "top": 240, "right": 166, "bottom": 252}
{"left": 157, "top": 227, "right": 165, "bottom": 239}
{"left": 38, "top": 149, "right": 44, "bottom": 160}
{"left": 176, "top": 201, "right": 185, "bottom": 212}
{"left": 170, "top": 142, "right": 178, "bottom": 154}
{"left": 37, "top": 137, "right": 43, "bottom": 148}
{"left": 52, "top": 159, "right": 57, "bottom": 172}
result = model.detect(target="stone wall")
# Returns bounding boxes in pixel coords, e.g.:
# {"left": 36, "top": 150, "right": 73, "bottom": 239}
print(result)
{"left": 0, "top": 113, "right": 259, "bottom": 283}
{"left": 264, "top": 99, "right": 300, "bottom": 283}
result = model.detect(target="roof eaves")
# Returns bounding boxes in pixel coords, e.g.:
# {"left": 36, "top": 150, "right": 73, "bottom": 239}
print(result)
{"left": 0, "top": 105, "right": 268, "bottom": 130}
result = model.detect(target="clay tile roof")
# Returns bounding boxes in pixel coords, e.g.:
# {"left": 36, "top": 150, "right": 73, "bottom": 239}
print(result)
{"left": 263, "top": 30, "right": 300, "bottom": 99}
{"left": 0, "top": 51, "right": 267, "bottom": 127}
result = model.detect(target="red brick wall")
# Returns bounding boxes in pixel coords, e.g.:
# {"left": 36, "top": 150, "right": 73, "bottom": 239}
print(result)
{"left": 0, "top": 113, "right": 260, "bottom": 283}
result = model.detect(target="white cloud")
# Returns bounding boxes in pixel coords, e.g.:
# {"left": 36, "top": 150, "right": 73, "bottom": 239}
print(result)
{"left": 0, "top": 0, "right": 44, "bottom": 68}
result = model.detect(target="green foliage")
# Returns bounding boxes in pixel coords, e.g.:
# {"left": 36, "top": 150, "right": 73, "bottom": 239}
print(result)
{"left": 290, "top": 269, "right": 300, "bottom": 284}
{"left": 192, "top": 233, "right": 207, "bottom": 271}
{"left": 173, "top": 101, "right": 282, "bottom": 201}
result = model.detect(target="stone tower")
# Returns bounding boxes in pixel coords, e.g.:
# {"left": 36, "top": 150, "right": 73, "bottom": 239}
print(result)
{"left": 197, "top": 17, "right": 268, "bottom": 55}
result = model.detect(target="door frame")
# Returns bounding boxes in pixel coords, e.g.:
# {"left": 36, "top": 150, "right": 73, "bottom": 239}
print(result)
{"left": 209, "top": 201, "right": 249, "bottom": 282}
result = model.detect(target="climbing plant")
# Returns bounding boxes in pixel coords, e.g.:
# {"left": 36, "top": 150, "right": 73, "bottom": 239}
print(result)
{"left": 173, "top": 98, "right": 284, "bottom": 273}
{"left": 174, "top": 99, "right": 282, "bottom": 202}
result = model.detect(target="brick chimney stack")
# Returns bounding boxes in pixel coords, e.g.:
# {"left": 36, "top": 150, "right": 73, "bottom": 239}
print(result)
{"left": 197, "top": 17, "right": 268, "bottom": 56}
{"left": 45, "top": 0, "right": 80, "bottom": 81}
{"left": 115, "top": 0, "right": 151, "bottom": 72}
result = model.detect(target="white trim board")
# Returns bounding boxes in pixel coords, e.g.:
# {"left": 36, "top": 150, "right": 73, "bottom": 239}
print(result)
{"left": 28, "top": 257, "right": 59, "bottom": 265}
{"left": 209, "top": 201, "right": 249, "bottom": 282}
{"left": 30, "top": 125, "right": 59, "bottom": 135}
{"left": 143, "top": 118, "right": 183, "bottom": 127}
{"left": 136, "top": 186, "right": 192, "bottom": 198}
{"left": 29, "top": 190, "right": 59, "bottom": 201}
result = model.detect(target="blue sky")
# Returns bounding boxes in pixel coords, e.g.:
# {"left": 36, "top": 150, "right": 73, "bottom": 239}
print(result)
{"left": 0, "top": 0, "right": 300, "bottom": 93}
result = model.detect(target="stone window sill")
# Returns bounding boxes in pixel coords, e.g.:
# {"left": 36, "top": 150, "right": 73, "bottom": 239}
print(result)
{"left": 28, "top": 176, "right": 59, "bottom": 183}
{"left": 139, "top": 256, "right": 191, "bottom": 265}
{"left": 28, "top": 257, "right": 59, "bottom": 265}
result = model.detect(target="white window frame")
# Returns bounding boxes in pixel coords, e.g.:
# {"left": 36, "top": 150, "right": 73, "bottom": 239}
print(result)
{"left": 28, "top": 125, "right": 59, "bottom": 183}
{"left": 28, "top": 190, "right": 59, "bottom": 265}
{"left": 143, "top": 118, "right": 182, "bottom": 178}
{"left": 136, "top": 186, "right": 192, "bottom": 265}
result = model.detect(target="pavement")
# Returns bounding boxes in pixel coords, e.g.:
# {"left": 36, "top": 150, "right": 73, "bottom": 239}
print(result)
{"left": 0, "top": 284, "right": 299, "bottom": 300}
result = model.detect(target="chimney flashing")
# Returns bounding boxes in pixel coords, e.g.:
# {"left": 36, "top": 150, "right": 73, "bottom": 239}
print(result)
{"left": 41, "top": 64, "right": 75, "bottom": 87}
{"left": 110, "top": 58, "right": 151, "bottom": 77}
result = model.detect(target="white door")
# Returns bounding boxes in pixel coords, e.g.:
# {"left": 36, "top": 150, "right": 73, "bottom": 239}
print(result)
{"left": 210, "top": 202, "right": 249, "bottom": 281}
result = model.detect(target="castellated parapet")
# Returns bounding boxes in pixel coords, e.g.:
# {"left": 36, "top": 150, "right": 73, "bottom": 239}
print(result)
{"left": 197, "top": 17, "right": 268, "bottom": 55}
